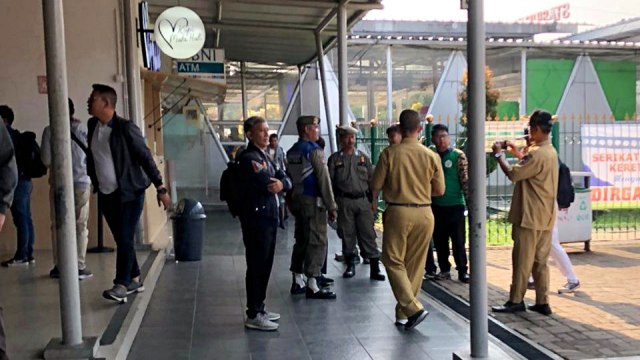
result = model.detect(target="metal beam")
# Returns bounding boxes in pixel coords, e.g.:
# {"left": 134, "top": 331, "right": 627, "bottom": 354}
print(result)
{"left": 241, "top": 61, "right": 248, "bottom": 120}
{"left": 467, "top": 0, "right": 489, "bottom": 357}
{"left": 230, "top": 0, "right": 382, "bottom": 10}
{"left": 386, "top": 45, "right": 393, "bottom": 125}
{"left": 338, "top": 2, "right": 348, "bottom": 126}
{"left": 41, "top": 0, "right": 83, "bottom": 347}
{"left": 315, "top": 32, "right": 338, "bottom": 153}
{"left": 212, "top": 20, "right": 335, "bottom": 33}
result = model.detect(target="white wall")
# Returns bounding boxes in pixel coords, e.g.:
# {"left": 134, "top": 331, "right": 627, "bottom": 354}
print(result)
{"left": 0, "top": 0, "right": 125, "bottom": 136}
{"left": 0, "top": 0, "right": 126, "bottom": 252}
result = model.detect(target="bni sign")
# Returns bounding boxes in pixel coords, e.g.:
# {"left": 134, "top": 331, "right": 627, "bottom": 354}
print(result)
{"left": 175, "top": 48, "right": 225, "bottom": 83}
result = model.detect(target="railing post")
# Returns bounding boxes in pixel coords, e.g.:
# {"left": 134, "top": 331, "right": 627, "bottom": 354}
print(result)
{"left": 370, "top": 119, "right": 379, "bottom": 164}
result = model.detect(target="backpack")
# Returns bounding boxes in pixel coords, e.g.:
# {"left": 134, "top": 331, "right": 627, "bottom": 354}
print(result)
{"left": 557, "top": 160, "right": 575, "bottom": 209}
{"left": 219, "top": 160, "right": 241, "bottom": 218}
{"left": 17, "top": 131, "right": 47, "bottom": 179}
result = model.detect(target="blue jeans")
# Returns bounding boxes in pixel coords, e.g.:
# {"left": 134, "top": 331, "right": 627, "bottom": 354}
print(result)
{"left": 11, "top": 179, "right": 35, "bottom": 260}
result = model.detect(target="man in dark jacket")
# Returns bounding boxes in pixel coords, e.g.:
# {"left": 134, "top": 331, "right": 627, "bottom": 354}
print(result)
{"left": 0, "top": 105, "right": 36, "bottom": 267}
{"left": 0, "top": 119, "right": 18, "bottom": 360}
{"left": 238, "top": 116, "right": 291, "bottom": 331}
{"left": 86, "top": 84, "right": 170, "bottom": 303}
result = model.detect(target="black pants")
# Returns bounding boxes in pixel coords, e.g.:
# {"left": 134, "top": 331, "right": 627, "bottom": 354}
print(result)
{"left": 99, "top": 191, "right": 144, "bottom": 287}
{"left": 0, "top": 306, "right": 7, "bottom": 360}
{"left": 425, "top": 240, "right": 437, "bottom": 274}
{"left": 432, "top": 204, "right": 468, "bottom": 274}
{"left": 241, "top": 216, "right": 278, "bottom": 319}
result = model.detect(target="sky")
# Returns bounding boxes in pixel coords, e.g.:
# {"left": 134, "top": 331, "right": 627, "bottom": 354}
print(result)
{"left": 365, "top": 0, "right": 639, "bottom": 27}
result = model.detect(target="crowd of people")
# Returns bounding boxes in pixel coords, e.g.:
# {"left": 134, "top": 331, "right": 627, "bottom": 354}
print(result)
{"left": 235, "top": 108, "right": 580, "bottom": 333}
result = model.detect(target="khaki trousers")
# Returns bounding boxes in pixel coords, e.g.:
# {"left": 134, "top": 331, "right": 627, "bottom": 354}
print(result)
{"left": 290, "top": 196, "right": 328, "bottom": 278}
{"left": 50, "top": 186, "right": 91, "bottom": 270}
{"left": 381, "top": 205, "right": 434, "bottom": 320}
{"left": 509, "top": 225, "right": 552, "bottom": 305}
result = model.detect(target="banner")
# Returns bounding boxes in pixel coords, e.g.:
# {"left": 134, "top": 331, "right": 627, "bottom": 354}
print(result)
{"left": 581, "top": 123, "right": 640, "bottom": 206}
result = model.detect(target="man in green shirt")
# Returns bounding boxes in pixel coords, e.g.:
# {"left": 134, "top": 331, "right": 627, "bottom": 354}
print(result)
{"left": 430, "top": 124, "right": 470, "bottom": 283}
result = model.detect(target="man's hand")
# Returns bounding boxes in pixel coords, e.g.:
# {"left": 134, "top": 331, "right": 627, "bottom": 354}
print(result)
{"left": 491, "top": 142, "right": 503, "bottom": 156}
{"left": 267, "top": 178, "right": 283, "bottom": 194}
{"left": 156, "top": 186, "right": 171, "bottom": 210}
{"left": 0, "top": 213, "right": 5, "bottom": 232}
{"left": 328, "top": 209, "right": 338, "bottom": 222}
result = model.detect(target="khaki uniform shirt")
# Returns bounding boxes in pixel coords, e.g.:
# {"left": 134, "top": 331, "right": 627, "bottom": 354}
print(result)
{"left": 328, "top": 150, "right": 372, "bottom": 196}
{"left": 371, "top": 138, "right": 445, "bottom": 204}
{"left": 506, "top": 140, "right": 558, "bottom": 230}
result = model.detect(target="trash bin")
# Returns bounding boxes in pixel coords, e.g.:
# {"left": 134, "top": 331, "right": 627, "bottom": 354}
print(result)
{"left": 171, "top": 198, "right": 206, "bottom": 261}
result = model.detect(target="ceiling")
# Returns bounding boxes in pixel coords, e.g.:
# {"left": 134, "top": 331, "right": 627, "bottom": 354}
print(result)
{"left": 145, "top": 0, "right": 383, "bottom": 66}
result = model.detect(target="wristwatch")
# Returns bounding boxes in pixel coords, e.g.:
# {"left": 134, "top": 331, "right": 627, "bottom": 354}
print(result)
{"left": 493, "top": 152, "right": 502, "bottom": 159}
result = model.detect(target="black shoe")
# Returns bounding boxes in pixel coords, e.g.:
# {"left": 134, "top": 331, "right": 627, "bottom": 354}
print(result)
{"left": 343, "top": 263, "right": 355, "bottom": 278}
{"left": 318, "top": 275, "right": 334, "bottom": 287}
{"left": 369, "top": 258, "right": 385, "bottom": 281}
{"left": 49, "top": 266, "right": 60, "bottom": 279}
{"left": 290, "top": 282, "right": 307, "bottom": 295}
{"left": 491, "top": 301, "right": 526, "bottom": 313}
{"left": 305, "top": 288, "right": 337, "bottom": 299}
{"left": 423, "top": 271, "right": 437, "bottom": 280}
{"left": 458, "top": 273, "right": 470, "bottom": 284}
{"left": 404, "top": 309, "right": 429, "bottom": 330}
{"left": 527, "top": 303, "right": 552, "bottom": 316}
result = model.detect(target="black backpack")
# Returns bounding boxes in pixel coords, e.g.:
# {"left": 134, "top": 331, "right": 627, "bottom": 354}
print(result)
{"left": 557, "top": 160, "right": 575, "bottom": 209}
{"left": 16, "top": 131, "right": 47, "bottom": 179}
{"left": 219, "top": 160, "right": 241, "bottom": 218}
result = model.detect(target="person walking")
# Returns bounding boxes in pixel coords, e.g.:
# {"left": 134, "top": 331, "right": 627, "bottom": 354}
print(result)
{"left": 86, "top": 84, "right": 170, "bottom": 303}
{"left": 371, "top": 109, "right": 445, "bottom": 330}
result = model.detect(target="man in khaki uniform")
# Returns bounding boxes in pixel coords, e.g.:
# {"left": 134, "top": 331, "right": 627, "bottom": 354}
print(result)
{"left": 287, "top": 115, "right": 338, "bottom": 299}
{"left": 491, "top": 110, "right": 558, "bottom": 316}
{"left": 328, "top": 125, "right": 385, "bottom": 281}
{"left": 371, "top": 109, "right": 445, "bottom": 330}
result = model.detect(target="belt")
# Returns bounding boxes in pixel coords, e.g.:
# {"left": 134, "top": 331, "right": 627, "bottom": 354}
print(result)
{"left": 387, "top": 203, "right": 430, "bottom": 208}
{"left": 335, "top": 190, "right": 366, "bottom": 199}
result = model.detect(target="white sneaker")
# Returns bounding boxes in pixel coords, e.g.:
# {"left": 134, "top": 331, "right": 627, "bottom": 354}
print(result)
{"left": 245, "top": 313, "right": 279, "bottom": 331}
{"left": 263, "top": 310, "right": 280, "bottom": 321}
{"left": 558, "top": 281, "right": 580, "bottom": 294}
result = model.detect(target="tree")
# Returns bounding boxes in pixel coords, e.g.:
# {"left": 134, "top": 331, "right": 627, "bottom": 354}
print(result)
{"left": 457, "top": 66, "right": 501, "bottom": 175}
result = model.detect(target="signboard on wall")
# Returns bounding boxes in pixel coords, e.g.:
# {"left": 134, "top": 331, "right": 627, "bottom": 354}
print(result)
{"left": 517, "top": 3, "right": 571, "bottom": 23}
{"left": 154, "top": 6, "right": 205, "bottom": 59}
{"left": 175, "top": 48, "right": 226, "bottom": 84}
{"left": 581, "top": 123, "right": 640, "bottom": 207}
{"left": 139, "top": 1, "right": 161, "bottom": 71}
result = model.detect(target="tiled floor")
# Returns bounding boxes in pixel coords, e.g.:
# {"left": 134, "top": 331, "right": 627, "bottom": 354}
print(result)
{"left": 128, "top": 212, "right": 516, "bottom": 360}
{"left": 0, "top": 248, "right": 149, "bottom": 359}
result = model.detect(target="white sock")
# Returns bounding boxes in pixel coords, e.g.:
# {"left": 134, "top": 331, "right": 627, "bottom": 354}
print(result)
{"left": 308, "top": 277, "right": 320, "bottom": 292}
{"left": 294, "top": 273, "right": 306, "bottom": 287}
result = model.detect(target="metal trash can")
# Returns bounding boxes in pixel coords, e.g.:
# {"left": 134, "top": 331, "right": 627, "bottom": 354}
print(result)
{"left": 171, "top": 199, "right": 206, "bottom": 261}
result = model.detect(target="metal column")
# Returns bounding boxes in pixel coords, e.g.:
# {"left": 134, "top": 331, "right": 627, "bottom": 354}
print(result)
{"left": 520, "top": 49, "right": 527, "bottom": 115}
{"left": 41, "top": 0, "right": 82, "bottom": 347}
{"left": 337, "top": 3, "right": 348, "bottom": 126}
{"left": 467, "top": 0, "right": 489, "bottom": 357}
{"left": 241, "top": 61, "right": 247, "bottom": 120}
{"left": 386, "top": 46, "right": 393, "bottom": 125}
{"left": 315, "top": 33, "right": 338, "bottom": 153}
{"left": 123, "top": 0, "right": 143, "bottom": 129}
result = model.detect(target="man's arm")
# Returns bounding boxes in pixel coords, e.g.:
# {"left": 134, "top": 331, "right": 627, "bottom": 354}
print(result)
{"left": 310, "top": 148, "right": 337, "bottom": 214}
{"left": 431, "top": 157, "right": 446, "bottom": 197}
{"left": 492, "top": 142, "right": 540, "bottom": 182}
{"left": 457, "top": 150, "right": 469, "bottom": 199}
{"left": 0, "top": 122, "right": 18, "bottom": 231}
{"left": 122, "top": 120, "right": 163, "bottom": 188}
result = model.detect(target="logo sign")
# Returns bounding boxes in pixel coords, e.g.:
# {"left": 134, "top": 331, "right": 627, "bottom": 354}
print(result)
{"left": 154, "top": 6, "right": 205, "bottom": 59}
{"left": 175, "top": 48, "right": 226, "bottom": 83}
